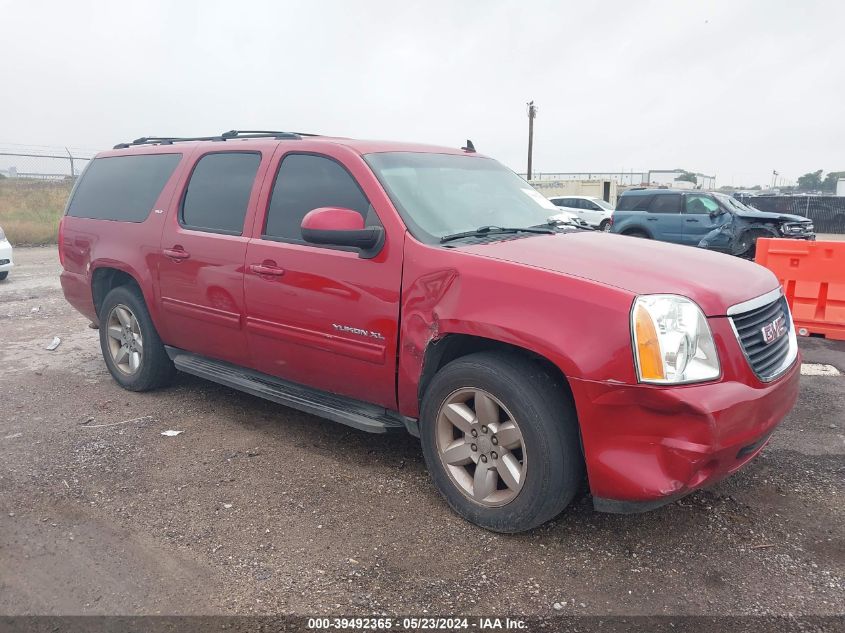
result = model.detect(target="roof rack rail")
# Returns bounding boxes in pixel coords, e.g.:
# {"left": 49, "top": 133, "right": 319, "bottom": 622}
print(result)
{"left": 221, "top": 130, "right": 302, "bottom": 139}
{"left": 113, "top": 129, "right": 318, "bottom": 150}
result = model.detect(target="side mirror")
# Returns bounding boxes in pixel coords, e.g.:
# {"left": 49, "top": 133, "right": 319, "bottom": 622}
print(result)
{"left": 301, "top": 207, "right": 384, "bottom": 258}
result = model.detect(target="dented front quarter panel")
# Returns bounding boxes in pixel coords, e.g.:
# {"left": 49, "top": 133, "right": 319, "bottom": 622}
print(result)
{"left": 396, "top": 234, "right": 800, "bottom": 507}
{"left": 397, "top": 235, "right": 637, "bottom": 419}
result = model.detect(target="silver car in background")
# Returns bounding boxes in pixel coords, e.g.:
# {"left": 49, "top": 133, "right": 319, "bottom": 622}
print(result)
{"left": 548, "top": 195, "right": 614, "bottom": 231}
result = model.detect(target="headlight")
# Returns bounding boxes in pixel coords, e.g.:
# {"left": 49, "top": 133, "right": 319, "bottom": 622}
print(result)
{"left": 631, "top": 295, "right": 720, "bottom": 384}
{"left": 782, "top": 223, "right": 811, "bottom": 234}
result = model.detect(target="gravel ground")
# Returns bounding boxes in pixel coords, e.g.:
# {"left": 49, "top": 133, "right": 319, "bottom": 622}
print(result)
{"left": 0, "top": 246, "right": 843, "bottom": 618}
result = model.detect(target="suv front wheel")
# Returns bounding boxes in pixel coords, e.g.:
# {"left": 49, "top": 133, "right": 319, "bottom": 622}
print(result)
{"left": 420, "top": 351, "right": 583, "bottom": 532}
{"left": 99, "top": 285, "right": 175, "bottom": 391}
{"left": 735, "top": 228, "right": 773, "bottom": 260}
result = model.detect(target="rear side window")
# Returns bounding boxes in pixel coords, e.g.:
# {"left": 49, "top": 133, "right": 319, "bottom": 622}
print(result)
{"left": 264, "top": 153, "right": 371, "bottom": 242}
{"left": 67, "top": 154, "right": 182, "bottom": 222}
{"left": 617, "top": 194, "right": 653, "bottom": 211}
{"left": 648, "top": 194, "right": 682, "bottom": 214}
{"left": 181, "top": 152, "right": 261, "bottom": 235}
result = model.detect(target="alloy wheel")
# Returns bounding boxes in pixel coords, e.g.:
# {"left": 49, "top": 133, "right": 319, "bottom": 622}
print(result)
{"left": 435, "top": 388, "right": 527, "bottom": 507}
{"left": 105, "top": 304, "right": 144, "bottom": 375}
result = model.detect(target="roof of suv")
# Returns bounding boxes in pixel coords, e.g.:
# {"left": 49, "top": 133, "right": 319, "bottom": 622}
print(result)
{"left": 621, "top": 188, "right": 703, "bottom": 196}
{"left": 101, "top": 132, "right": 474, "bottom": 159}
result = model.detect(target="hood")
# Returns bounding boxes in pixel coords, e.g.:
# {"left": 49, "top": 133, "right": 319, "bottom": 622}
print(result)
{"left": 458, "top": 231, "right": 780, "bottom": 316}
{"left": 733, "top": 208, "right": 809, "bottom": 223}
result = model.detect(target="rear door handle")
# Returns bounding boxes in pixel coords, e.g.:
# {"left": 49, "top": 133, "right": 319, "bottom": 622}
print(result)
{"left": 685, "top": 218, "right": 699, "bottom": 223}
{"left": 163, "top": 247, "right": 190, "bottom": 260}
{"left": 250, "top": 262, "right": 285, "bottom": 277}
{"left": 647, "top": 217, "right": 659, "bottom": 221}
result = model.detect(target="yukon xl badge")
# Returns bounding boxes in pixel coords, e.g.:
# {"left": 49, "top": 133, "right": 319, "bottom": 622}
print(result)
{"left": 332, "top": 324, "right": 385, "bottom": 340}
{"left": 761, "top": 315, "right": 787, "bottom": 345}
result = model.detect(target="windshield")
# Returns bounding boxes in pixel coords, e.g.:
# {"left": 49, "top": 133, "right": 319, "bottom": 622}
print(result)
{"left": 364, "top": 152, "right": 560, "bottom": 241}
{"left": 591, "top": 198, "right": 614, "bottom": 211}
{"left": 713, "top": 193, "right": 757, "bottom": 213}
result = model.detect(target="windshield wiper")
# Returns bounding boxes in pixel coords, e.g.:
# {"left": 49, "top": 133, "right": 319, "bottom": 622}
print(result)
{"left": 440, "top": 225, "right": 554, "bottom": 243}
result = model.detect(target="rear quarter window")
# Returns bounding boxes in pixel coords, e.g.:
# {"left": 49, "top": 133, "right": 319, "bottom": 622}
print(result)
{"left": 617, "top": 194, "right": 653, "bottom": 211}
{"left": 67, "top": 154, "right": 182, "bottom": 222}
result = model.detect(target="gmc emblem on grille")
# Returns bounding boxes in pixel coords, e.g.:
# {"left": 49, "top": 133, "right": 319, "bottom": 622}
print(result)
{"left": 761, "top": 315, "right": 787, "bottom": 344}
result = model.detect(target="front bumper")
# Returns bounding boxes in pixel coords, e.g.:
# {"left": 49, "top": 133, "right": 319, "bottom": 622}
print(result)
{"left": 570, "top": 342, "right": 800, "bottom": 512}
{"left": 780, "top": 232, "right": 815, "bottom": 241}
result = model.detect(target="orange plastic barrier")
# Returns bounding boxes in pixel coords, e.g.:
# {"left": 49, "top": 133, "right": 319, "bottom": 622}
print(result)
{"left": 755, "top": 238, "right": 845, "bottom": 340}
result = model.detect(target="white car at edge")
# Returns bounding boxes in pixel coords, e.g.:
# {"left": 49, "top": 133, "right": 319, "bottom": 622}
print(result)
{"left": 0, "top": 225, "right": 14, "bottom": 280}
{"left": 548, "top": 195, "right": 615, "bottom": 231}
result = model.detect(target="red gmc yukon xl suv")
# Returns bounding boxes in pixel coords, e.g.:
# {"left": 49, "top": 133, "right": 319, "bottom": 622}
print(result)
{"left": 59, "top": 130, "right": 800, "bottom": 532}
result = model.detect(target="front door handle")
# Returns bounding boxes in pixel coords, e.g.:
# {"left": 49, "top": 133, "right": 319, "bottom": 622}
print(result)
{"left": 250, "top": 262, "right": 285, "bottom": 277}
{"left": 163, "top": 247, "right": 190, "bottom": 260}
{"left": 647, "top": 217, "right": 659, "bottom": 221}
{"left": 685, "top": 218, "right": 699, "bottom": 223}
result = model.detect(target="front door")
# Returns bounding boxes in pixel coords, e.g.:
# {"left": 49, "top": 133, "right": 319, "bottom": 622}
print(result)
{"left": 579, "top": 199, "right": 606, "bottom": 226}
{"left": 157, "top": 150, "right": 267, "bottom": 366}
{"left": 242, "top": 150, "right": 403, "bottom": 409}
{"left": 683, "top": 193, "right": 724, "bottom": 247}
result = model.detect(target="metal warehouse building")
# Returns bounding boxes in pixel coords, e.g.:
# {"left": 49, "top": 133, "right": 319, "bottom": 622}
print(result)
{"left": 525, "top": 169, "right": 716, "bottom": 190}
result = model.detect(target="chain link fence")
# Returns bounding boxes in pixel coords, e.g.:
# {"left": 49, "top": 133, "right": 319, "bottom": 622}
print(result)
{"left": 736, "top": 195, "right": 845, "bottom": 234}
{"left": 0, "top": 145, "right": 99, "bottom": 244}
{"left": 0, "top": 145, "right": 96, "bottom": 181}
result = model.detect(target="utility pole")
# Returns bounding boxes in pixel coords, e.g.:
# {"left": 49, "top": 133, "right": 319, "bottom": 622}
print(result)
{"left": 526, "top": 100, "right": 537, "bottom": 181}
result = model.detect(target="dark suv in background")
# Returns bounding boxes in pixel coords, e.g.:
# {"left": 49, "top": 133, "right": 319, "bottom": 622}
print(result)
{"left": 611, "top": 188, "right": 815, "bottom": 258}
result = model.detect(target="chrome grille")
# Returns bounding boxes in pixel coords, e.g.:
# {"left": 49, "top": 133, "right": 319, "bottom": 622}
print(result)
{"left": 730, "top": 295, "right": 793, "bottom": 380}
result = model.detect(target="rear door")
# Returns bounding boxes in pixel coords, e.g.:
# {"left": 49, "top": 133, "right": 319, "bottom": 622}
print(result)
{"left": 646, "top": 193, "right": 684, "bottom": 242}
{"left": 682, "top": 193, "right": 723, "bottom": 246}
{"left": 242, "top": 148, "right": 403, "bottom": 409}
{"left": 156, "top": 149, "right": 269, "bottom": 366}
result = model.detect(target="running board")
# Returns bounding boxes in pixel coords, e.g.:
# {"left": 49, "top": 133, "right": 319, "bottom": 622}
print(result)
{"left": 166, "top": 347, "right": 413, "bottom": 435}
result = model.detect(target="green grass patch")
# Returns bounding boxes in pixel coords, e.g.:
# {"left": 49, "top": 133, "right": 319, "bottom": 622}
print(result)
{"left": 0, "top": 179, "right": 73, "bottom": 245}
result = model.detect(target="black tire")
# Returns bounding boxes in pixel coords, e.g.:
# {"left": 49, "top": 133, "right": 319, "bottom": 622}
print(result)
{"left": 99, "top": 285, "right": 175, "bottom": 391}
{"left": 624, "top": 229, "right": 650, "bottom": 239}
{"left": 0, "top": 271, "right": 8, "bottom": 281}
{"left": 735, "top": 228, "right": 773, "bottom": 260}
{"left": 420, "top": 351, "right": 584, "bottom": 533}
{"left": 599, "top": 219, "right": 610, "bottom": 232}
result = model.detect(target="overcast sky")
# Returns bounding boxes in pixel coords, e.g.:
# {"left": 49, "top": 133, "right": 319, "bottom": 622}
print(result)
{"left": 1, "top": 0, "right": 842, "bottom": 187}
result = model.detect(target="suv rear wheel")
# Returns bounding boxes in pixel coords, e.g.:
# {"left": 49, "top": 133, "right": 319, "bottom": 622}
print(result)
{"left": 99, "top": 285, "right": 175, "bottom": 391}
{"left": 420, "top": 351, "right": 583, "bottom": 532}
